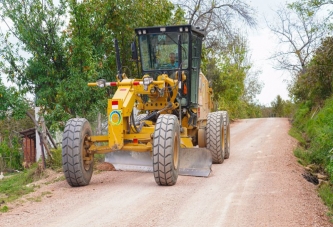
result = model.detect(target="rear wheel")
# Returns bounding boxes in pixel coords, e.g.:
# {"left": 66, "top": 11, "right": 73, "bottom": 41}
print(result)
{"left": 62, "top": 118, "right": 93, "bottom": 187}
{"left": 221, "top": 111, "right": 230, "bottom": 159}
{"left": 206, "top": 112, "right": 225, "bottom": 164}
{"left": 153, "top": 114, "right": 180, "bottom": 186}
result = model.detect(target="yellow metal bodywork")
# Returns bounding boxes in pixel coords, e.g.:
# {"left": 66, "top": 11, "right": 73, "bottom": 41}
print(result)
{"left": 87, "top": 72, "right": 212, "bottom": 155}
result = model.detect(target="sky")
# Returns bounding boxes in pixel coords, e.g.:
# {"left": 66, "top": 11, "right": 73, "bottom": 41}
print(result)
{"left": 247, "top": 0, "right": 292, "bottom": 106}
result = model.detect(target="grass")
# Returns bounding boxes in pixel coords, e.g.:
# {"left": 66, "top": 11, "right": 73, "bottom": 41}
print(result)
{"left": 0, "top": 206, "right": 8, "bottom": 212}
{"left": 318, "top": 184, "right": 333, "bottom": 220}
{"left": 293, "top": 146, "right": 312, "bottom": 166}
{"left": 0, "top": 166, "right": 38, "bottom": 212}
{"left": 0, "top": 160, "right": 56, "bottom": 212}
{"left": 289, "top": 126, "right": 307, "bottom": 147}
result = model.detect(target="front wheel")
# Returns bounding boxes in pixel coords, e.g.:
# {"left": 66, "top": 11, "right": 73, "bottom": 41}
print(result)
{"left": 153, "top": 114, "right": 180, "bottom": 186}
{"left": 62, "top": 118, "right": 94, "bottom": 187}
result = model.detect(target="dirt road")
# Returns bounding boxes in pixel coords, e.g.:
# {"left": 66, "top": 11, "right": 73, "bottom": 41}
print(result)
{"left": 1, "top": 118, "right": 332, "bottom": 227}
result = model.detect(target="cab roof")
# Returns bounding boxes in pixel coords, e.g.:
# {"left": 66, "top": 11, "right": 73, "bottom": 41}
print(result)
{"left": 134, "top": 24, "right": 205, "bottom": 38}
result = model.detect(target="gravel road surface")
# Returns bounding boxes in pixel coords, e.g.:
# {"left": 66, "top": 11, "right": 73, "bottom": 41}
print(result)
{"left": 1, "top": 118, "right": 332, "bottom": 227}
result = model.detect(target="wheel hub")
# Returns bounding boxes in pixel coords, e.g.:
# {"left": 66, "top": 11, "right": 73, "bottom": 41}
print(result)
{"left": 82, "top": 134, "right": 93, "bottom": 171}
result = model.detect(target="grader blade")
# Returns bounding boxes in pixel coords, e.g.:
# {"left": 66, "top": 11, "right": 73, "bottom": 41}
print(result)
{"left": 179, "top": 148, "right": 212, "bottom": 177}
{"left": 105, "top": 148, "right": 212, "bottom": 177}
{"left": 105, "top": 151, "right": 153, "bottom": 172}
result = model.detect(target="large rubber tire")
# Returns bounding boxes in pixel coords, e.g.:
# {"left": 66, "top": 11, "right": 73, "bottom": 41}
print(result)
{"left": 153, "top": 114, "right": 180, "bottom": 186}
{"left": 62, "top": 118, "right": 93, "bottom": 187}
{"left": 206, "top": 112, "right": 225, "bottom": 164}
{"left": 221, "top": 111, "right": 230, "bottom": 159}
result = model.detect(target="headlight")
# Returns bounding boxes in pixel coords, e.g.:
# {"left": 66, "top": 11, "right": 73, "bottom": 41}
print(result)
{"left": 143, "top": 77, "right": 153, "bottom": 85}
{"left": 96, "top": 79, "right": 106, "bottom": 87}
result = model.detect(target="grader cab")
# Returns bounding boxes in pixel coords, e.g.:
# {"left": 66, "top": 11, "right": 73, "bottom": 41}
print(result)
{"left": 62, "top": 25, "right": 230, "bottom": 187}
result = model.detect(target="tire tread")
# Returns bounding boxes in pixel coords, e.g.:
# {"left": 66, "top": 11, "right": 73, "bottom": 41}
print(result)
{"left": 62, "top": 118, "right": 93, "bottom": 187}
{"left": 153, "top": 115, "right": 179, "bottom": 186}
{"left": 206, "top": 112, "right": 224, "bottom": 164}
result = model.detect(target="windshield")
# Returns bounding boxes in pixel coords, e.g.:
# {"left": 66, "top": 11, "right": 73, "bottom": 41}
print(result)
{"left": 139, "top": 33, "right": 189, "bottom": 71}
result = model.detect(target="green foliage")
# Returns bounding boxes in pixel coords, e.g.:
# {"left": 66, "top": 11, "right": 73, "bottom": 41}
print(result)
{"left": 270, "top": 95, "right": 296, "bottom": 118}
{"left": 0, "top": 206, "right": 9, "bottom": 213}
{"left": 305, "top": 98, "right": 333, "bottom": 166}
{"left": 289, "top": 126, "right": 307, "bottom": 147}
{"left": 0, "top": 108, "right": 34, "bottom": 171}
{"left": 288, "top": 0, "right": 333, "bottom": 215}
{"left": 271, "top": 95, "right": 284, "bottom": 117}
{"left": 292, "top": 97, "right": 333, "bottom": 179}
{"left": 291, "top": 37, "right": 333, "bottom": 106}
{"left": 0, "top": 0, "right": 70, "bottom": 127}
{"left": 0, "top": 139, "right": 22, "bottom": 170}
{"left": 0, "top": 0, "right": 177, "bottom": 130}
{"left": 289, "top": 0, "right": 333, "bottom": 25}
{"left": 170, "top": 6, "right": 187, "bottom": 25}
{"left": 45, "top": 148, "right": 62, "bottom": 171}
{"left": 215, "top": 37, "right": 248, "bottom": 104}
{"left": 244, "top": 102, "right": 263, "bottom": 118}
{"left": 293, "top": 146, "right": 312, "bottom": 166}
{"left": 292, "top": 102, "right": 311, "bottom": 130}
{"left": 327, "top": 157, "right": 333, "bottom": 182}
{"left": 202, "top": 35, "right": 262, "bottom": 119}
{"left": 0, "top": 82, "right": 29, "bottom": 120}
{"left": 318, "top": 183, "right": 333, "bottom": 219}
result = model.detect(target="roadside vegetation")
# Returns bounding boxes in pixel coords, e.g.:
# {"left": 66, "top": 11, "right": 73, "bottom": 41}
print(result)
{"left": 0, "top": 147, "right": 105, "bottom": 213}
{"left": 267, "top": 0, "right": 333, "bottom": 219}
{"left": 0, "top": 149, "right": 61, "bottom": 213}
{"left": 0, "top": 164, "right": 39, "bottom": 212}
{"left": 291, "top": 99, "right": 333, "bottom": 218}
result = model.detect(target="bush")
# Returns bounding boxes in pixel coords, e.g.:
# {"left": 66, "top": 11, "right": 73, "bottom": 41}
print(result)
{"left": 305, "top": 98, "right": 333, "bottom": 166}
{"left": 46, "top": 148, "right": 62, "bottom": 171}
{"left": 0, "top": 138, "right": 23, "bottom": 171}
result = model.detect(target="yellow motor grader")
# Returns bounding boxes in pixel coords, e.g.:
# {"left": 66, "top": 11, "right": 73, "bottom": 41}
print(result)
{"left": 62, "top": 25, "right": 230, "bottom": 187}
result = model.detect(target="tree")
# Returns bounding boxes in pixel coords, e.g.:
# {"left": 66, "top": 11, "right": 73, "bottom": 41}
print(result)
{"left": 176, "top": 0, "right": 256, "bottom": 50}
{"left": 271, "top": 95, "right": 284, "bottom": 117}
{"left": 0, "top": 81, "right": 29, "bottom": 120}
{"left": 290, "top": 0, "right": 333, "bottom": 23}
{"left": 0, "top": 0, "right": 177, "bottom": 129}
{"left": 0, "top": 79, "right": 34, "bottom": 170}
{"left": 173, "top": 0, "right": 262, "bottom": 118}
{"left": 0, "top": 0, "right": 71, "bottom": 126}
{"left": 201, "top": 30, "right": 263, "bottom": 119}
{"left": 243, "top": 69, "right": 263, "bottom": 105}
{"left": 268, "top": 5, "right": 325, "bottom": 75}
{"left": 290, "top": 37, "right": 333, "bottom": 105}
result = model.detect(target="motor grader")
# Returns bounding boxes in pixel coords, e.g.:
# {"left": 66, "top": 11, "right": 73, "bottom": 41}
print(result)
{"left": 62, "top": 25, "right": 230, "bottom": 187}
